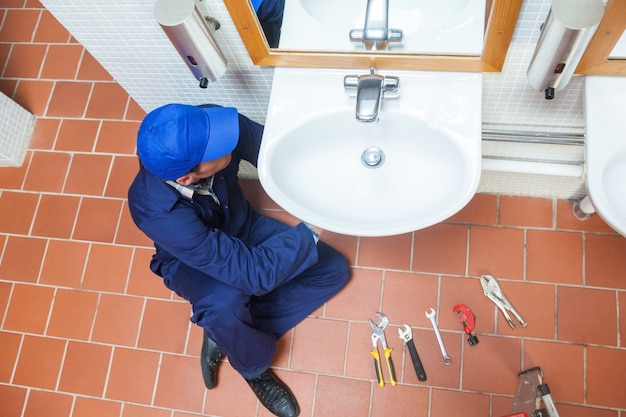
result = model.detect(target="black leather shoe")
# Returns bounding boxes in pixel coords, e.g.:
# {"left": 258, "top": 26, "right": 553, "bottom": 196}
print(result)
{"left": 246, "top": 370, "right": 300, "bottom": 417}
{"left": 200, "top": 331, "right": 224, "bottom": 389}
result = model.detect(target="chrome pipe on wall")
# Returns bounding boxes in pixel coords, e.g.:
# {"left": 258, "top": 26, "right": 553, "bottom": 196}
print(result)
{"left": 154, "top": 0, "right": 228, "bottom": 88}
{"left": 527, "top": 0, "right": 604, "bottom": 100}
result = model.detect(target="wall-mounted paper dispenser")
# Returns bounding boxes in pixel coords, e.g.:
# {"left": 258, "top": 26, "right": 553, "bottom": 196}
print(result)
{"left": 154, "top": 0, "right": 228, "bottom": 88}
{"left": 527, "top": 0, "right": 604, "bottom": 100}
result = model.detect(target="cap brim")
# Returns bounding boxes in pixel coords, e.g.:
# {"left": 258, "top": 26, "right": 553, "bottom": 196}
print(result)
{"left": 199, "top": 107, "right": 239, "bottom": 162}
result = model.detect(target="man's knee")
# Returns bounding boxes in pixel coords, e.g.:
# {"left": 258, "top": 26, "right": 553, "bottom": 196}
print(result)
{"left": 317, "top": 242, "right": 351, "bottom": 286}
{"left": 190, "top": 287, "right": 250, "bottom": 328}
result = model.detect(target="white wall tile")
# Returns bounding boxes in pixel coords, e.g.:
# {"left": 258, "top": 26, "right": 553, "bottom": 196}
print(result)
{"left": 0, "top": 93, "right": 36, "bottom": 166}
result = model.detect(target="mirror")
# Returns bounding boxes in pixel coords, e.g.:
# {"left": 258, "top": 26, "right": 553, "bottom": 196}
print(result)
{"left": 576, "top": 0, "right": 626, "bottom": 75}
{"left": 224, "top": 0, "right": 522, "bottom": 71}
{"left": 277, "top": 0, "right": 486, "bottom": 55}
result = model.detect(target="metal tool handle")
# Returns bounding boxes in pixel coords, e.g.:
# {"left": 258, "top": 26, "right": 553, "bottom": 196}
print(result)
{"left": 427, "top": 314, "right": 452, "bottom": 365}
{"left": 383, "top": 347, "right": 397, "bottom": 386}
{"left": 432, "top": 324, "right": 451, "bottom": 364}
{"left": 406, "top": 339, "right": 427, "bottom": 381}
{"left": 507, "top": 300, "right": 528, "bottom": 327}
{"left": 370, "top": 349, "right": 384, "bottom": 387}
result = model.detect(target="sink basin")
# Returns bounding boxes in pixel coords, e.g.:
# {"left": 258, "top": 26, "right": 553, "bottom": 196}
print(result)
{"left": 584, "top": 76, "right": 626, "bottom": 236}
{"left": 258, "top": 67, "right": 482, "bottom": 236}
{"left": 279, "top": 0, "right": 485, "bottom": 54}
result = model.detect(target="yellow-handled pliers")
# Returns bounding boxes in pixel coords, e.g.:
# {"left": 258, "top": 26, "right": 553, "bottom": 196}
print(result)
{"left": 369, "top": 313, "right": 397, "bottom": 387}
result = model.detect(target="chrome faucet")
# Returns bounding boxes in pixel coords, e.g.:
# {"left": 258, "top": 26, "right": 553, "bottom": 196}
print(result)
{"left": 344, "top": 68, "right": 399, "bottom": 122}
{"left": 349, "top": 0, "right": 403, "bottom": 51}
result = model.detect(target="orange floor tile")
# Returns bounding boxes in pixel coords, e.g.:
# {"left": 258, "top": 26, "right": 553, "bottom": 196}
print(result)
{"left": 2, "top": 3, "right": 626, "bottom": 417}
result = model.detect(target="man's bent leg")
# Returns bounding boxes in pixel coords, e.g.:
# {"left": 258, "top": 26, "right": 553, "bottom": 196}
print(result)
{"left": 166, "top": 263, "right": 301, "bottom": 416}
{"left": 164, "top": 262, "right": 276, "bottom": 379}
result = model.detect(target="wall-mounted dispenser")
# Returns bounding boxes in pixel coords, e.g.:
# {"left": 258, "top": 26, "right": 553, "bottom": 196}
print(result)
{"left": 154, "top": 0, "right": 228, "bottom": 88}
{"left": 527, "top": 0, "right": 604, "bottom": 100}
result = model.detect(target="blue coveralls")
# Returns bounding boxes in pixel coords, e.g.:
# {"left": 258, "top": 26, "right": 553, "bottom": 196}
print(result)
{"left": 127, "top": 108, "right": 350, "bottom": 379}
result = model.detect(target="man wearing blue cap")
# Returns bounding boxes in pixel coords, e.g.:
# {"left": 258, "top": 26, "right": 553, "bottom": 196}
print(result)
{"left": 128, "top": 104, "right": 350, "bottom": 417}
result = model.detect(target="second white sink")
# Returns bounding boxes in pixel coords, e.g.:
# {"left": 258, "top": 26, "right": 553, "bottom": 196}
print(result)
{"left": 258, "top": 67, "right": 482, "bottom": 236}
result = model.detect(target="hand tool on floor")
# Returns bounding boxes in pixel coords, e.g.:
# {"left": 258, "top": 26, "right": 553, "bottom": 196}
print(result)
{"left": 425, "top": 307, "right": 452, "bottom": 365}
{"left": 369, "top": 312, "right": 397, "bottom": 387}
{"left": 398, "top": 324, "right": 427, "bottom": 381}
{"left": 480, "top": 274, "right": 527, "bottom": 329}
{"left": 453, "top": 303, "right": 479, "bottom": 346}
{"left": 502, "top": 367, "right": 560, "bottom": 417}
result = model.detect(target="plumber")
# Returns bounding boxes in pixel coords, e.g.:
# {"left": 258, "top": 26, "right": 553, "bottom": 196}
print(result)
{"left": 128, "top": 103, "right": 350, "bottom": 417}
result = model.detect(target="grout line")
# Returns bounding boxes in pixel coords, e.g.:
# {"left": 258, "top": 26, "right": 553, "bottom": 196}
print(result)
{"left": 409, "top": 231, "right": 415, "bottom": 272}
{"left": 122, "top": 95, "right": 131, "bottom": 122}
{"left": 309, "top": 373, "right": 319, "bottom": 417}
{"left": 74, "top": 48, "right": 84, "bottom": 81}
{"left": 91, "top": 119, "right": 103, "bottom": 154}
{"left": 286, "top": 326, "right": 295, "bottom": 370}
{"left": 30, "top": 8, "right": 43, "bottom": 45}
{"left": 465, "top": 225, "right": 471, "bottom": 277}
{"left": 54, "top": 337, "right": 69, "bottom": 391}
{"left": 378, "top": 270, "right": 386, "bottom": 312}
{"left": 8, "top": 332, "right": 25, "bottom": 385}
{"left": 150, "top": 351, "right": 164, "bottom": 407}
{"left": 0, "top": 282, "right": 15, "bottom": 330}
{"left": 135, "top": 297, "right": 148, "bottom": 349}
{"left": 367, "top": 379, "right": 374, "bottom": 417}
{"left": 458, "top": 331, "right": 464, "bottom": 390}
{"left": 342, "top": 322, "right": 351, "bottom": 378}
{"left": 582, "top": 345, "right": 588, "bottom": 405}
{"left": 522, "top": 228, "right": 528, "bottom": 281}
{"left": 615, "top": 291, "right": 621, "bottom": 348}
{"left": 26, "top": 192, "right": 42, "bottom": 239}
{"left": 553, "top": 284, "right": 559, "bottom": 341}
{"left": 88, "top": 292, "right": 102, "bottom": 342}
{"left": 78, "top": 241, "right": 92, "bottom": 290}
{"left": 495, "top": 194, "right": 501, "bottom": 225}
{"left": 581, "top": 232, "right": 587, "bottom": 287}
{"left": 42, "top": 286, "right": 57, "bottom": 336}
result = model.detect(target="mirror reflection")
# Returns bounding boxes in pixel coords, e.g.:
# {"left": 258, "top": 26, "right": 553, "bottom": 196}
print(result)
{"left": 253, "top": 0, "right": 487, "bottom": 55}
{"left": 251, "top": 0, "right": 285, "bottom": 48}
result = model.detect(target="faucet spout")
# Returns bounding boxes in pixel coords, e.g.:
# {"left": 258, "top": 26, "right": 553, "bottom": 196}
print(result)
{"left": 349, "top": 0, "right": 403, "bottom": 51}
{"left": 356, "top": 73, "right": 385, "bottom": 123}
{"left": 344, "top": 68, "right": 400, "bottom": 122}
{"left": 363, "top": 0, "right": 389, "bottom": 50}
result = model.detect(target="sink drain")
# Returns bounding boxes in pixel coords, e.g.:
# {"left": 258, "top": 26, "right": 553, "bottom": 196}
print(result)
{"left": 361, "top": 147, "right": 385, "bottom": 168}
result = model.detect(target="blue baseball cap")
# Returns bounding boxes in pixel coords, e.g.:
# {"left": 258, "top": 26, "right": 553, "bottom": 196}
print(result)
{"left": 137, "top": 104, "right": 239, "bottom": 180}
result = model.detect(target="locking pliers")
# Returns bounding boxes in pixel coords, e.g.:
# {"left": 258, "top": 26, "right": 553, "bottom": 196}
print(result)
{"left": 481, "top": 274, "right": 527, "bottom": 329}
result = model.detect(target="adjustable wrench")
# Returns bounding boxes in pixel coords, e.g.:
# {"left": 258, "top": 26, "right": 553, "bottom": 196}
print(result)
{"left": 425, "top": 307, "right": 452, "bottom": 365}
{"left": 398, "top": 324, "right": 427, "bottom": 381}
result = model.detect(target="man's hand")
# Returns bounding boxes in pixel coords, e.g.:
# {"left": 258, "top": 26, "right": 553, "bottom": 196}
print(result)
{"left": 309, "top": 224, "right": 324, "bottom": 237}
{"left": 302, "top": 222, "right": 324, "bottom": 244}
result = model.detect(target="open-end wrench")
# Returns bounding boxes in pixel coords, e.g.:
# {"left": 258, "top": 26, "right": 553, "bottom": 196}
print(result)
{"left": 425, "top": 307, "right": 452, "bottom": 366}
{"left": 398, "top": 324, "right": 427, "bottom": 381}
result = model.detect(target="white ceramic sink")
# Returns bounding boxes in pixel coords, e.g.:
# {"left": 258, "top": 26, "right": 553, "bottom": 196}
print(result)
{"left": 584, "top": 76, "right": 626, "bottom": 236}
{"left": 258, "top": 67, "right": 482, "bottom": 236}
{"left": 279, "top": 0, "right": 485, "bottom": 54}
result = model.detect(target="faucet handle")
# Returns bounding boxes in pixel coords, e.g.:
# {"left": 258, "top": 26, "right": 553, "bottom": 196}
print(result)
{"left": 388, "top": 29, "right": 403, "bottom": 43}
{"left": 343, "top": 75, "right": 359, "bottom": 97}
{"left": 382, "top": 76, "right": 400, "bottom": 98}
